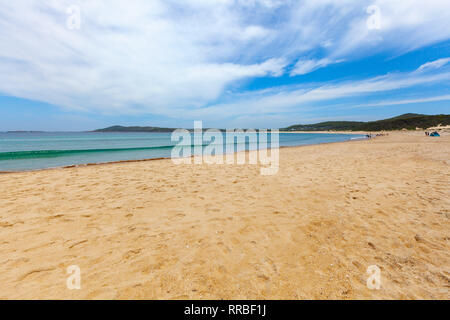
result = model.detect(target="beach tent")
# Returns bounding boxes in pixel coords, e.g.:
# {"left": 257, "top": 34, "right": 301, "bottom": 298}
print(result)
{"left": 430, "top": 132, "right": 440, "bottom": 137}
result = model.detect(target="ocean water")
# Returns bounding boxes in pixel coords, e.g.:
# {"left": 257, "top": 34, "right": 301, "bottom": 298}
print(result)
{"left": 0, "top": 131, "right": 364, "bottom": 171}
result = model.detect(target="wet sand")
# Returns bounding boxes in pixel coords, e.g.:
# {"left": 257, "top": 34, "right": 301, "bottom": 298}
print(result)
{"left": 0, "top": 131, "right": 448, "bottom": 299}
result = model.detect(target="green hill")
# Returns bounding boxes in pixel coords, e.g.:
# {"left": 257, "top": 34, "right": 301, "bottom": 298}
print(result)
{"left": 281, "top": 114, "right": 450, "bottom": 132}
{"left": 93, "top": 125, "right": 176, "bottom": 132}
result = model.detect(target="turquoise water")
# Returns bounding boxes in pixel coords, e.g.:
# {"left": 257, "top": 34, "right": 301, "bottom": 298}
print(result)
{"left": 0, "top": 132, "right": 364, "bottom": 171}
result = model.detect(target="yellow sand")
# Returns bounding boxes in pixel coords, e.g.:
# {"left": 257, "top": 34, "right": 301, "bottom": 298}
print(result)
{"left": 0, "top": 132, "right": 448, "bottom": 299}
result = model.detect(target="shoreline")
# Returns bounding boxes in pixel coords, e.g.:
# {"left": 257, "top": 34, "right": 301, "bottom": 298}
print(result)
{"left": 279, "top": 130, "right": 368, "bottom": 134}
{"left": 0, "top": 134, "right": 367, "bottom": 174}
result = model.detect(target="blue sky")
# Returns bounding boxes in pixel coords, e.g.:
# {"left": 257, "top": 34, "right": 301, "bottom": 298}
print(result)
{"left": 0, "top": 0, "right": 450, "bottom": 131}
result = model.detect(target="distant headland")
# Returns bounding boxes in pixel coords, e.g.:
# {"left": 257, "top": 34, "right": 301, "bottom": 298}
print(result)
{"left": 93, "top": 113, "right": 450, "bottom": 132}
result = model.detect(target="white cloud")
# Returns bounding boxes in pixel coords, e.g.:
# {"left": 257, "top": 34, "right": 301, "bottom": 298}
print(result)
{"left": 0, "top": 0, "right": 450, "bottom": 120}
{"left": 290, "top": 58, "right": 343, "bottom": 76}
{"left": 185, "top": 70, "right": 450, "bottom": 120}
{"left": 0, "top": 1, "right": 288, "bottom": 115}
{"left": 329, "top": 0, "right": 450, "bottom": 57}
{"left": 325, "top": 94, "right": 450, "bottom": 112}
{"left": 417, "top": 58, "right": 450, "bottom": 71}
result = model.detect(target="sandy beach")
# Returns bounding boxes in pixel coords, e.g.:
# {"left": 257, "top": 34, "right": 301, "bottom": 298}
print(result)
{"left": 0, "top": 131, "right": 448, "bottom": 299}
